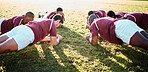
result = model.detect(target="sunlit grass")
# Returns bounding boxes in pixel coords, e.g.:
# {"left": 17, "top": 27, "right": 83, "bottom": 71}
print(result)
{"left": 0, "top": 0, "right": 148, "bottom": 72}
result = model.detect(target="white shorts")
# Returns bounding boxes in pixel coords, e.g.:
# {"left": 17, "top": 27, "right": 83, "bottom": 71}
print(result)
{"left": 0, "top": 19, "right": 6, "bottom": 32}
{"left": 115, "top": 19, "right": 144, "bottom": 44}
{"left": 4, "top": 25, "right": 35, "bottom": 50}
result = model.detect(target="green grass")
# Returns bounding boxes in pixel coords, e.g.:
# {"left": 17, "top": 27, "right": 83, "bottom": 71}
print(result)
{"left": 0, "top": 0, "right": 148, "bottom": 72}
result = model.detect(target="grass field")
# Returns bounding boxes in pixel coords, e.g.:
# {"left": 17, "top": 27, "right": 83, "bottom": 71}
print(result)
{"left": 0, "top": 0, "right": 148, "bottom": 72}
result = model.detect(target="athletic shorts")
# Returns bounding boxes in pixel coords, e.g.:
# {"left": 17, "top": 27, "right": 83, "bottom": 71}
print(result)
{"left": 115, "top": 19, "right": 144, "bottom": 44}
{"left": 0, "top": 19, "right": 6, "bottom": 32}
{"left": 4, "top": 25, "right": 34, "bottom": 50}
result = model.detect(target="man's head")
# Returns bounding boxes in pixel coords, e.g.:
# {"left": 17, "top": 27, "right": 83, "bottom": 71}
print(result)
{"left": 53, "top": 15, "right": 63, "bottom": 26}
{"left": 88, "top": 11, "right": 94, "bottom": 16}
{"left": 88, "top": 14, "right": 97, "bottom": 25}
{"left": 107, "top": 10, "right": 115, "bottom": 18}
{"left": 56, "top": 7, "right": 63, "bottom": 15}
{"left": 24, "top": 12, "right": 34, "bottom": 24}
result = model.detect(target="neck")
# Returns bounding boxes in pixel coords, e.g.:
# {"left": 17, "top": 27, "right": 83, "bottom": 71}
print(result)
{"left": 56, "top": 12, "right": 58, "bottom": 14}
{"left": 22, "top": 18, "right": 27, "bottom": 24}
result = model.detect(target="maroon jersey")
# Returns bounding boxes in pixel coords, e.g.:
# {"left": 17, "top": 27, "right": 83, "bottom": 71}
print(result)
{"left": 26, "top": 19, "right": 57, "bottom": 44}
{"left": 1, "top": 15, "right": 25, "bottom": 34}
{"left": 90, "top": 17, "right": 122, "bottom": 44}
{"left": 99, "top": 10, "right": 106, "bottom": 17}
{"left": 44, "top": 11, "right": 65, "bottom": 20}
{"left": 87, "top": 10, "right": 106, "bottom": 24}
{"left": 124, "top": 12, "right": 148, "bottom": 29}
{"left": 115, "top": 12, "right": 128, "bottom": 19}
{"left": 93, "top": 10, "right": 106, "bottom": 18}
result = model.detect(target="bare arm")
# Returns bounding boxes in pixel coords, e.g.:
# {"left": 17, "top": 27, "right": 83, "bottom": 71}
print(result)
{"left": 56, "top": 23, "right": 62, "bottom": 28}
{"left": 86, "top": 35, "right": 98, "bottom": 46}
{"left": 40, "top": 36, "right": 51, "bottom": 42}
{"left": 50, "top": 34, "right": 62, "bottom": 46}
{"left": 86, "top": 24, "right": 91, "bottom": 29}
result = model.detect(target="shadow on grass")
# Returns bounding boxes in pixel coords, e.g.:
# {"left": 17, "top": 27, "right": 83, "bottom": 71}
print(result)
{"left": 39, "top": 42, "right": 79, "bottom": 71}
{"left": 0, "top": 26, "right": 147, "bottom": 71}
{"left": 117, "top": 44, "right": 148, "bottom": 71}
{"left": 56, "top": 26, "right": 130, "bottom": 71}
{"left": 0, "top": 43, "right": 79, "bottom": 71}
{"left": 57, "top": 26, "right": 148, "bottom": 71}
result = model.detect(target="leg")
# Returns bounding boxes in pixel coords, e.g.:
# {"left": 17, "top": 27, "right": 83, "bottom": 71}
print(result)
{"left": 140, "top": 31, "right": 148, "bottom": 39}
{"left": 130, "top": 32, "right": 148, "bottom": 49}
{"left": 0, "top": 37, "right": 18, "bottom": 53}
{"left": 0, "top": 34, "right": 9, "bottom": 43}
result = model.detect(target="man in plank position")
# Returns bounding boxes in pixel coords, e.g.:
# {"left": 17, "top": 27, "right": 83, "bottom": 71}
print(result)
{"left": 86, "top": 10, "right": 106, "bottom": 29}
{"left": 42, "top": 7, "right": 65, "bottom": 28}
{"left": 124, "top": 12, "right": 148, "bottom": 30}
{"left": 0, "top": 12, "right": 34, "bottom": 34}
{"left": 0, "top": 15, "right": 63, "bottom": 54}
{"left": 107, "top": 10, "right": 127, "bottom": 19}
{"left": 86, "top": 14, "right": 148, "bottom": 49}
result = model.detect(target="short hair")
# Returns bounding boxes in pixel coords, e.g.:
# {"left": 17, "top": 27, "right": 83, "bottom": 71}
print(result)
{"left": 53, "top": 15, "right": 63, "bottom": 24}
{"left": 107, "top": 10, "right": 115, "bottom": 17}
{"left": 56, "top": 7, "right": 63, "bottom": 12}
{"left": 88, "top": 11, "right": 94, "bottom": 16}
{"left": 88, "top": 14, "right": 97, "bottom": 25}
{"left": 25, "top": 12, "right": 34, "bottom": 17}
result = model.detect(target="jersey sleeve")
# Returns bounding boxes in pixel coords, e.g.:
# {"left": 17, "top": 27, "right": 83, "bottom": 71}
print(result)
{"left": 43, "top": 13, "right": 49, "bottom": 19}
{"left": 13, "top": 16, "right": 22, "bottom": 27}
{"left": 50, "top": 22, "right": 57, "bottom": 36}
{"left": 126, "top": 15, "right": 136, "bottom": 23}
{"left": 48, "top": 12, "right": 55, "bottom": 19}
{"left": 90, "top": 23, "right": 99, "bottom": 37}
{"left": 44, "top": 12, "right": 54, "bottom": 19}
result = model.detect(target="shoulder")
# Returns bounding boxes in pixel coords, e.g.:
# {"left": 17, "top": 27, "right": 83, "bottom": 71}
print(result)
{"left": 50, "top": 11, "right": 56, "bottom": 14}
{"left": 128, "top": 12, "right": 141, "bottom": 16}
{"left": 14, "top": 15, "right": 24, "bottom": 19}
{"left": 35, "top": 18, "right": 51, "bottom": 22}
{"left": 99, "top": 17, "right": 114, "bottom": 21}
{"left": 99, "top": 10, "right": 106, "bottom": 13}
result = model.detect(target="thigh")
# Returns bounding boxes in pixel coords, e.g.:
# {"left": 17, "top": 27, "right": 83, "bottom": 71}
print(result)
{"left": 12, "top": 34, "right": 32, "bottom": 50}
{"left": 12, "top": 26, "right": 34, "bottom": 50}
{"left": 115, "top": 20, "right": 144, "bottom": 44}
{"left": 0, "top": 34, "right": 9, "bottom": 43}
{"left": 140, "top": 31, "right": 148, "bottom": 39}
{"left": 0, "top": 37, "right": 18, "bottom": 53}
{"left": 130, "top": 31, "right": 147, "bottom": 46}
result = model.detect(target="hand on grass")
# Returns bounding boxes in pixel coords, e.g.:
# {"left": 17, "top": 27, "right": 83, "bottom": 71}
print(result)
{"left": 57, "top": 34, "right": 62, "bottom": 41}
{"left": 86, "top": 35, "right": 90, "bottom": 41}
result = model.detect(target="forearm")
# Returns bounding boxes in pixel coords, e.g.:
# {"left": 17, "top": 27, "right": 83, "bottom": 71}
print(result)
{"left": 86, "top": 35, "right": 98, "bottom": 46}
{"left": 40, "top": 36, "right": 50, "bottom": 42}
{"left": 89, "top": 37, "right": 97, "bottom": 45}
{"left": 86, "top": 24, "right": 91, "bottom": 29}
{"left": 57, "top": 23, "right": 62, "bottom": 28}
{"left": 50, "top": 35, "right": 62, "bottom": 46}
